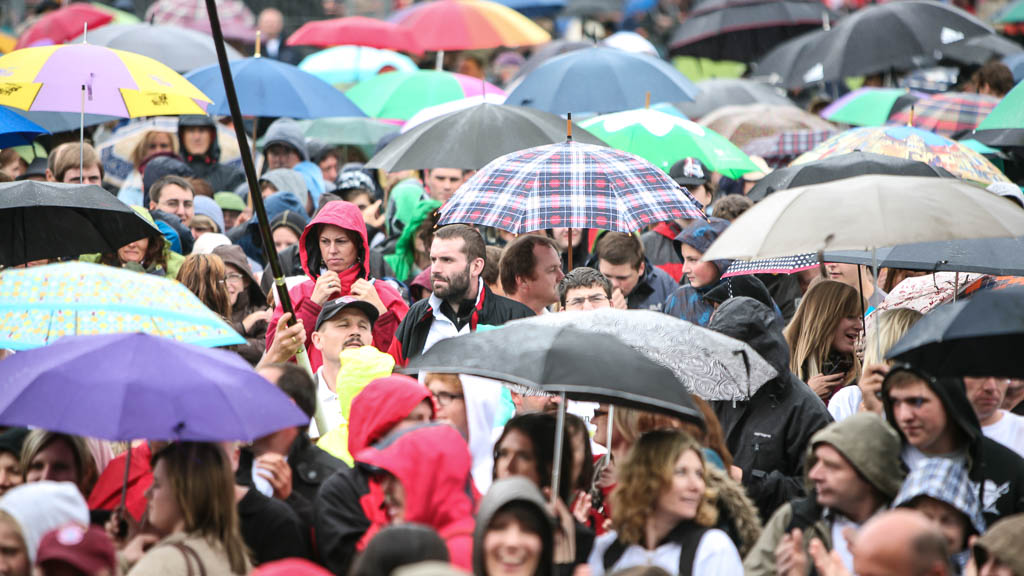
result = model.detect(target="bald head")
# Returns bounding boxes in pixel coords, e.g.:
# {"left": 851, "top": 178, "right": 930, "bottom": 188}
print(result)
{"left": 257, "top": 8, "right": 284, "bottom": 38}
{"left": 854, "top": 510, "right": 953, "bottom": 576}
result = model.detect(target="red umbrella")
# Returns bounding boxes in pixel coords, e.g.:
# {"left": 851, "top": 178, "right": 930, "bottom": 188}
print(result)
{"left": 888, "top": 92, "right": 999, "bottom": 138}
{"left": 286, "top": 16, "right": 423, "bottom": 54}
{"left": 16, "top": 4, "right": 113, "bottom": 48}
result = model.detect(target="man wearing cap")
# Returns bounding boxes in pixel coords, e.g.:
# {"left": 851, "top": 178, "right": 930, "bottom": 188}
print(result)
{"left": 215, "top": 191, "right": 246, "bottom": 232}
{"left": 310, "top": 296, "right": 379, "bottom": 439}
{"left": 35, "top": 524, "right": 117, "bottom": 576}
{"left": 641, "top": 157, "right": 713, "bottom": 282}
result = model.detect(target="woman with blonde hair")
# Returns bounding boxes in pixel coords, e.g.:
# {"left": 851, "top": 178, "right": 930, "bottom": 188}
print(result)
{"left": 588, "top": 429, "right": 742, "bottom": 575}
{"left": 176, "top": 253, "right": 232, "bottom": 320}
{"left": 828, "top": 307, "right": 924, "bottom": 421}
{"left": 20, "top": 430, "right": 97, "bottom": 498}
{"left": 117, "top": 130, "right": 177, "bottom": 206}
{"left": 784, "top": 280, "right": 864, "bottom": 403}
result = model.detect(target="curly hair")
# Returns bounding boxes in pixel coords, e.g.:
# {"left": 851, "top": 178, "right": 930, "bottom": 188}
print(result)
{"left": 611, "top": 430, "right": 718, "bottom": 546}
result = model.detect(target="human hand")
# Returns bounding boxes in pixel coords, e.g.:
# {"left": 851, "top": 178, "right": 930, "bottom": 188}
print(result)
{"left": 775, "top": 528, "right": 807, "bottom": 576}
{"left": 351, "top": 278, "right": 386, "bottom": 315}
{"left": 255, "top": 453, "right": 293, "bottom": 500}
{"left": 311, "top": 271, "right": 341, "bottom": 306}
{"left": 809, "top": 537, "right": 851, "bottom": 576}
{"left": 242, "top": 308, "right": 273, "bottom": 332}
{"left": 858, "top": 364, "right": 889, "bottom": 413}
{"left": 808, "top": 373, "right": 846, "bottom": 400}
{"left": 611, "top": 288, "right": 628, "bottom": 310}
{"left": 571, "top": 491, "right": 593, "bottom": 525}
{"left": 260, "top": 313, "right": 305, "bottom": 367}
{"left": 363, "top": 199, "right": 385, "bottom": 229}
{"left": 121, "top": 533, "right": 160, "bottom": 565}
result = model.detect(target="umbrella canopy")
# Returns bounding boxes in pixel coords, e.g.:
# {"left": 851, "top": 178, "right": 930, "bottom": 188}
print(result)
{"left": 185, "top": 56, "right": 365, "bottom": 118}
{"left": 887, "top": 289, "right": 1024, "bottom": 379}
{"left": 601, "top": 31, "right": 659, "bottom": 56}
{"left": 819, "top": 87, "right": 921, "bottom": 127}
{"left": 404, "top": 324, "right": 704, "bottom": 423}
{"left": 749, "top": 27, "right": 825, "bottom": 88}
{"left": 747, "top": 151, "right": 959, "bottom": 202}
{"left": 0, "top": 333, "right": 307, "bottom": 441}
{"left": 971, "top": 80, "right": 1024, "bottom": 148}
{"left": 401, "top": 94, "right": 508, "bottom": 133}
{"left": 72, "top": 23, "right": 243, "bottom": 74}
{"left": 0, "top": 44, "right": 212, "bottom": 117}
{"left": 700, "top": 103, "right": 834, "bottom": 148}
{"left": 0, "top": 181, "right": 158, "bottom": 268}
{"left": 722, "top": 253, "right": 819, "bottom": 278}
{"left": 89, "top": 2, "right": 141, "bottom": 25}
{"left": 518, "top": 309, "right": 778, "bottom": 401}
{"left": 345, "top": 70, "right": 504, "bottom": 121}
{"left": 16, "top": 3, "right": 113, "bottom": 49}
{"left": 0, "top": 107, "right": 47, "bottom": 148}
{"left": 506, "top": 39, "right": 591, "bottom": 89}
{"left": 668, "top": 0, "right": 833, "bottom": 62}
{"left": 145, "top": 0, "right": 256, "bottom": 43}
{"left": 676, "top": 78, "right": 795, "bottom": 120}
{"left": 283, "top": 117, "right": 399, "bottom": 149}
{"left": 298, "top": 45, "right": 419, "bottom": 86}
{"left": 889, "top": 92, "right": 998, "bottom": 138}
{"left": 939, "top": 33, "right": 1023, "bottom": 66}
{"left": 1007, "top": 53, "right": 1024, "bottom": 83}
{"left": 3, "top": 108, "right": 118, "bottom": 133}
{"left": 0, "top": 262, "right": 245, "bottom": 350}
{"left": 793, "top": 125, "right": 1009, "bottom": 184}
{"left": 367, "top": 103, "right": 605, "bottom": 171}
{"left": 505, "top": 47, "right": 698, "bottom": 115}
{"left": 286, "top": 16, "right": 423, "bottom": 53}
{"left": 579, "top": 109, "right": 759, "bottom": 178}
{"left": 562, "top": 0, "right": 623, "bottom": 17}
{"left": 387, "top": 0, "right": 551, "bottom": 51}
{"left": 997, "top": 0, "right": 1024, "bottom": 23}
{"left": 702, "top": 175, "right": 1024, "bottom": 262}
{"left": 438, "top": 139, "right": 706, "bottom": 234}
{"left": 741, "top": 128, "right": 836, "bottom": 167}
{"left": 824, "top": 237, "right": 1024, "bottom": 277}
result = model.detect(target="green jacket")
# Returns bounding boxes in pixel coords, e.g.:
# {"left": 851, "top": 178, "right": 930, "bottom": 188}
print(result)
{"left": 80, "top": 207, "right": 184, "bottom": 279}
{"left": 743, "top": 500, "right": 833, "bottom": 576}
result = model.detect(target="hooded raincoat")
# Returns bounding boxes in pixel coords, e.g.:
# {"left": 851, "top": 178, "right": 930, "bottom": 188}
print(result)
{"left": 472, "top": 477, "right": 554, "bottom": 576}
{"left": 177, "top": 115, "right": 245, "bottom": 193}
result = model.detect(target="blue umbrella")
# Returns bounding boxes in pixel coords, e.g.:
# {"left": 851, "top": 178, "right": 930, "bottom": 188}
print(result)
{"left": 494, "top": 0, "right": 566, "bottom": 17}
{"left": 185, "top": 56, "right": 366, "bottom": 118}
{"left": 3, "top": 107, "right": 118, "bottom": 134}
{"left": 504, "top": 47, "right": 698, "bottom": 114}
{"left": 1006, "top": 52, "right": 1024, "bottom": 83}
{"left": 0, "top": 107, "right": 48, "bottom": 147}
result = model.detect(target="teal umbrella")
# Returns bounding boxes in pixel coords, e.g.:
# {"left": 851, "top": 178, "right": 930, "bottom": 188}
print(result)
{"left": 298, "top": 45, "right": 418, "bottom": 86}
{"left": 820, "top": 87, "right": 920, "bottom": 126}
{"left": 972, "top": 80, "right": 1024, "bottom": 147}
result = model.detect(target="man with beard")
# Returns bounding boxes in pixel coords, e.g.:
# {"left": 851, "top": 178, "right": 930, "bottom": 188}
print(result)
{"left": 389, "top": 224, "right": 535, "bottom": 365}
{"left": 310, "top": 296, "right": 379, "bottom": 439}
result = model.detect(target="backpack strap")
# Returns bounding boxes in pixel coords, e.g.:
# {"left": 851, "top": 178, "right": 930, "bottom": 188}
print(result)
{"left": 601, "top": 537, "right": 629, "bottom": 571}
{"left": 676, "top": 525, "right": 710, "bottom": 576}
{"left": 172, "top": 542, "right": 208, "bottom": 576}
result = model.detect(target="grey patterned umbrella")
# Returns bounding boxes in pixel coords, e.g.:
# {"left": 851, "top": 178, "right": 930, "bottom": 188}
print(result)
{"left": 516, "top": 309, "right": 777, "bottom": 401}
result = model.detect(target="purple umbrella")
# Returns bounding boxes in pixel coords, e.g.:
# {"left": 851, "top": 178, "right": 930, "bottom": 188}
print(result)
{"left": 0, "top": 333, "right": 307, "bottom": 442}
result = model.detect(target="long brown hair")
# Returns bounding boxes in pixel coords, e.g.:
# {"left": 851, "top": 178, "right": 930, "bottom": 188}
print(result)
{"left": 177, "top": 254, "right": 232, "bottom": 319}
{"left": 100, "top": 232, "right": 167, "bottom": 272}
{"left": 784, "top": 280, "right": 863, "bottom": 387}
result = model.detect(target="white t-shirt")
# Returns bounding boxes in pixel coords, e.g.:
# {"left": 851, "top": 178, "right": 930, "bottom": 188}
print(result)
{"left": 309, "top": 367, "right": 344, "bottom": 439}
{"left": 830, "top": 516, "right": 858, "bottom": 574}
{"left": 588, "top": 528, "right": 742, "bottom": 576}
{"left": 983, "top": 410, "right": 1024, "bottom": 458}
{"left": 828, "top": 386, "right": 862, "bottom": 422}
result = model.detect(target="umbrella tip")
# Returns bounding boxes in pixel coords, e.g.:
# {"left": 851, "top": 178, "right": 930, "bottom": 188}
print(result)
{"left": 255, "top": 31, "right": 262, "bottom": 58}
{"left": 567, "top": 112, "right": 572, "bottom": 141}
{"left": 645, "top": 91, "right": 650, "bottom": 109}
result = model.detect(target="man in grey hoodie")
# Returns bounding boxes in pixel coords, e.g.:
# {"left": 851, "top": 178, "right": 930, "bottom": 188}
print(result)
{"left": 262, "top": 119, "right": 308, "bottom": 172}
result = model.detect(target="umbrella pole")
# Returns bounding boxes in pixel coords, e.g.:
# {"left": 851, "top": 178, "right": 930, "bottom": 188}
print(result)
{"left": 203, "top": 0, "right": 325, "bottom": 434}
{"left": 550, "top": 391, "right": 568, "bottom": 507}
{"left": 80, "top": 83, "right": 85, "bottom": 184}
{"left": 856, "top": 264, "right": 865, "bottom": 331}
{"left": 119, "top": 443, "right": 132, "bottom": 511}
{"left": 954, "top": 271, "right": 959, "bottom": 302}
{"left": 567, "top": 228, "right": 573, "bottom": 270}
{"left": 435, "top": 50, "right": 444, "bottom": 71}
{"left": 871, "top": 246, "right": 881, "bottom": 361}
{"left": 606, "top": 405, "right": 614, "bottom": 457}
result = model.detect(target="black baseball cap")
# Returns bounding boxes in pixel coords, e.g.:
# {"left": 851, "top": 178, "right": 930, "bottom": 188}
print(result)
{"left": 669, "top": 157, "right": 709, "bottom": 187}
{"left": 314, "top": 296, "right": 379, "bottom": 331}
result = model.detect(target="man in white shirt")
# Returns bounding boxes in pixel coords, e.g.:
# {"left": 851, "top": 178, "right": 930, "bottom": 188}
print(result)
{"left": 966, "top": 376, "right": 1024, "bottom": 457}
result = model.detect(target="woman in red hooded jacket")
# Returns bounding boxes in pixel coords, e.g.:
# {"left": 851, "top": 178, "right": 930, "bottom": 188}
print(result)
{"left": 265, "top": 201, "right": 409, "bottom": 371}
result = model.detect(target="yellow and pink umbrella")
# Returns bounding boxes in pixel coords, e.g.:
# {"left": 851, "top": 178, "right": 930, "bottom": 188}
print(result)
{"left": 388, "top": 0, "right": 551, "bottom": 52}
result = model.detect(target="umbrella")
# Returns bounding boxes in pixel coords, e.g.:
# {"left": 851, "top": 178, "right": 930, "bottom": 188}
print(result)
{"left": 997, "top": 0, "right": 1024, "bottom": 24}
{"left": 1007, "top": 53, "right": 1024, "bottom": 83}
{"left": 823, "top": 237, "right": 1024, "bottom": 277}
{"left": 0, "top": 332, "right": 307, "bottom": 441}
{"left": 517, "top": 309, "right": 778, "bottom": 401}
{"left": 0, "top": 261, "right": 245, "bottom": 350}
{"left": 749, "top": 27, "right": 825, "bottom": 88}
{"left": 747, "top": 151, "right": 959, "bottom": 202}
{"left": 89, "top": 2, "right": 141, "bottom": 25}
{"left": 702, "top": 175, "right": 1024, "bottom": 263}
{"left": 939, "top": 33, "right": 1023, "bottom": 66}
{"left": 401, "top": 94, "right": 508, "bottom": 133}
{"left": 562, "top": 0, "right": 623, "bottom": 18}
{"left": 438, "top": 139, "right": 706, "bottom": 234}
{"left": 700, "top": 104, "right": 834, "bottom": 148}
{"left": 0, "top": 181, "right": 159, "bottom": 268}
{"left": 889, "top": 92, "right": 998, "bottom": 138}
{"left": 819, "top": 88, "right": 921, "bottom": 127}
{"left": 505, "top": 47, "right": 699, "bottom": 115}
{"left": 0, "top": 107, "right": 47, "bottom": 148}
{"left": 145, "top": 0, "right": 256, "bottom": 43}
{"left": 71, "top": 23, "right": 244, "bottom": 74}
{"left": 298, "top": 45, "right": 419, "bottom": 86}
{"left": 184, "top": 56, "right": 365, "bottom": 118}
{"left": 387, "top": 0, "right": 551, "bottom": 52}
{"left": 579, "top": 109, "right": 759, "bottom": 178}
{"left": 495, "top": 0, "right": 567, "bottom": 17}
{"left": 668, "top": 0, "right": 833, "bottom": 63}
{"left": 741, "top": 128, "right": 836, "bottom": 168}
{"left": 506, "top": 39, "right": 591, "bottom": 89}
{"left": 971, "top": 80, "right": 1024, "bottom": 148}
{"left": 722, "top": 253, "right": 819, "bottom": 278}
{"left": 601, "top": 31, "right": 659, "bottom": 56}
{"left": 3, "top": 107, "right": 118, "bottom": 134}
{"left": 345, "top": 70, "right": 504, "bottom": 121}
{"left": 367, "top": 103, "right": 606, "bottom": 171}
{"left": 676, "top": 78, "right": 795, "bottom": 120}
{"left": 0, "top": 44, "right": 212, "bottom": 117}
{"left": 286, "top": 17, "right": 423, "bottom": 53}
{"left": 793, "top": 125, "right": 1008, "bottom": 184}
{"left": 282, "top": 117, "right": 400, "bottom": 150}
{"left": 16, "top": 4, "right": 113, "bottom": 49}
{"left": 887, "top": 289, "right": 1024, "bottom": 379}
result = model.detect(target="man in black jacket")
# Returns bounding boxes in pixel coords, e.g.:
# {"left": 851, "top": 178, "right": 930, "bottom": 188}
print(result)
{"left": 707, "top": 297, "right": 833, "bottom": 522}
{"left": 177, "top": 115, "right": 244, "bottom": 193}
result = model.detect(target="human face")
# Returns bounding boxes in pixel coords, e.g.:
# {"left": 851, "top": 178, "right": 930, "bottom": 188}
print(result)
{"left": 319, "top": 155, "right": 339, "bottom": 184}
{"left": 152, "top": 184, "right": 195, "bottom": 226}
{"left": 380, "top": 473, "right": 405, "bottom": 524}
{"left": 117, "top": 236, "right": 150, "bottom": 265}
{"left": 965, "top": 377, "right": 1009, "bottom": 425}
{"left": 483, "top": 509, "right": 543, "bottom": 576}
{"left": 430, "top": 237, "right": 475, "bottom": 302}
{"left": 688, "top": 184, "right": 711, "bottom": 207}
{"left": 25, "top": 439, "right": 80, "bottom": 486}
{"left": 319, "top": 224, "right": 358, "bottom": 273}
{"left": 273, "top": 227, "right": 300, "bottom": 253}
{"left": 830, "top": 315, "right": 863, "bottom": 355}
{"left": 655, "top": 449, "right": 705, "bottom": 523}
{"left": 224, "top": 264, "right": 247, "bottom": 306}
{"left": 551, "top": 227, "right": 582, "bottom": 251}
{"left": 0, "top": 453, "right": 22, "bottom": 497}
{"left": 62, "top": 165, "right": 102, "bottom": 186}
{"left": 0, "top": 520, "right": 29, "bottom": 576}
{"left": 145, "top": 459, "right": 184, "bottom": 536}
{"left": 980, "top": 558, "right": 1016, "bottom": 576}
{"left": 564, "top": 285, "right": 611, "bottom": 311}
{"left": 824, "top": 262, "right": 863, "bottom": 290}
{"left": 146, "top": 132, "right": 174, "bottom": 157}
{"left": 312, "top": 308, "right": 373, "bottom": 367}
{"left": 522, "top": 245, "right": 563, "bottom": 307}
{"left": 680, "top": 244, "right": 720, "bottom": 288}
{"left": 426, "top": 376, "right": 468, "bottom": 439}
{"left": 911, "top": 497, "right": 968, "bottom": 554}
{"left": 495, "top": 429, "right": 541, "bottom": 487}
{"left": 592, "top": 404, "right": 610, "bottom": 448}
{"left": 388, "top": 400, "right": 433, "bottom": 438}
{"left": 807, "top": 444, "right": 873, "bottom": 518}
{"left": 265, "top": 144, "right": 300, "bottom": 170}
{"left": 426, "top": 168, "right": 465, "bottom": 203}
{"left": 598, "top": 260, "right": 642, "bottom": 297}
{"left": 181, "top": 126, "right": 213, "bottom": 156}
{"left": 889, "top": 379, "right": 956, "bottom": 455}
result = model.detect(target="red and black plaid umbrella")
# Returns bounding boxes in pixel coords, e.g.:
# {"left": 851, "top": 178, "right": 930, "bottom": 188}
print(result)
{"left": 438, "top": 140, "right": 705, "bottom": 234}
{"left": 889, "top": 92, "right": 999, "bottom": 137}
{"left": 742, "top": 128, "right": 837, "bottom": 168}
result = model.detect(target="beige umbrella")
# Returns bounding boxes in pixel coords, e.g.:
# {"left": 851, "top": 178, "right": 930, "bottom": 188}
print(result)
{"left": 699, "top": 104, "right": 835, "bottom": 149}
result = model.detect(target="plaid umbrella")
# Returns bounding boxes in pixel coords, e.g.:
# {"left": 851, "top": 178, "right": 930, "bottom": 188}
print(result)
{"left": 145, "top": 0, "right": 256, "bottom": 42}
{"left": 889, "top": 92, "right": 999, "bottom": 137}
{"left": 741, "top": 128, "right": 837, "bottom": 168}
{"left": 722, "top": 253, "right": 818, "bottom": 278}
{"left": 700, "top": 104, "right": 835, "bottom": 148}
{"left": 438, "top": 140, "right": 705, "bottom": 234}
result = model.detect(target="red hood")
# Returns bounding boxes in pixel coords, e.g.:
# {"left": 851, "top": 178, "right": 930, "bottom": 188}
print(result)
{"left": 356, "top": 425, "right": 475, "bottom": 535}
{"left": 347, "top": 375, "right": 434, "bottom": 456}
{"left": 299, "top": 201, "right": 371, "bottom": 281}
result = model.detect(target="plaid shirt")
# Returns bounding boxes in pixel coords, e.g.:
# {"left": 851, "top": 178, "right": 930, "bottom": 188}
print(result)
{"left": 893, "top": 456, "right": 986, "bottom": 535}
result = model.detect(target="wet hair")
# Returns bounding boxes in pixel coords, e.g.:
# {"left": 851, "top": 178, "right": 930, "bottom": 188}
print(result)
{"left": 594, "top": 232, "right": 644, "bottom": 269}
{"left": 177, "top": 253, "right": 232, "bottom": 319}
{"left": 350, "top": 524, "right": 449, "bottom": 576}
{"left": 482, "top": 245, "right": 504, "bottom": 288}
{"left": 494, "top": 412, "right": 574, "bottom": 504}
{"left": 558, "top": 267, "right": 612, "bottom": 307}
{"left": 188, "top": 177, "right": 214, "bottom": 199}
{"left": 51, "top": 143, "right": 103, "bottom": 183}
{"left": 150, "top": 175, "right": 195, "bottom": 205}
{"left": 20, "top": 430, "right": 96, "bottom": 496}
{"left": 499, "top": 235, "right": 560, "bottom": 295}
{"left": 263, "top": 363, "right": 317, "bottom": 420}
{"left": 433, "top": 224, "right": 486, "bottom": 264}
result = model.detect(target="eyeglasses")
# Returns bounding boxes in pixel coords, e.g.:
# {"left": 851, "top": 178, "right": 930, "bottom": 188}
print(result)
{"left": 432, "top": 391, "right": 464, "bottom": 407}
{"left": 592, "top": 409, "right": 609, "bottom": 419}
{"left": 566, "top": 294, "right": 609, "bottom": 308}
{"left": 224, "top": 273, "right": 245, "bottom": 286}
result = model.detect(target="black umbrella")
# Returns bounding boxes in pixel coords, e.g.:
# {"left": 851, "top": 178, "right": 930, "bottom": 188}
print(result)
{"left": 676, "top": 78, "right": 796, "bottom": 120}
{"left": 562, "top": 0, "right": 622, "bottom": 18}
{"left": 365, "top": 104, "right": 606, "bottom": 172}
{"left": 823, "top": 237, "right": 1024, "bottom": 277}
{"left": 887, "top": 288, "right": 1024, "bottom": 378}
{"left": 750, "top": 27, "right": 825, "bottom": 88}
{"left": 668, "top": 0, "right": 833, "bottom": 63}
{"left": 939, "top": 33, "right": 1023, "bottom": 67}
{"left": 0, "top": 181, "right": 159, "bottom": 268}
{"left": 747, "top": 151, "right": 959, "bottom": 201}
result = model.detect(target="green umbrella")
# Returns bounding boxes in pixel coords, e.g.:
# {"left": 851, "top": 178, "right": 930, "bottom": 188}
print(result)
{"left": 973, "top": 80, "right": 1024, "bottom": 147}
{"left": 345, "top": 70, "right": 504, "bottom": 121}
{"left": 997, "top": 0, "right": 1024, "bottom": 23}
{"left": 90, "top": 2, "right": 141, "bottom": 24}
{"left": 579, "top": 108, "right": 758, "bottom": 178}
{"left": 820, "top": 87, "right": 919, "bottom": 126}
